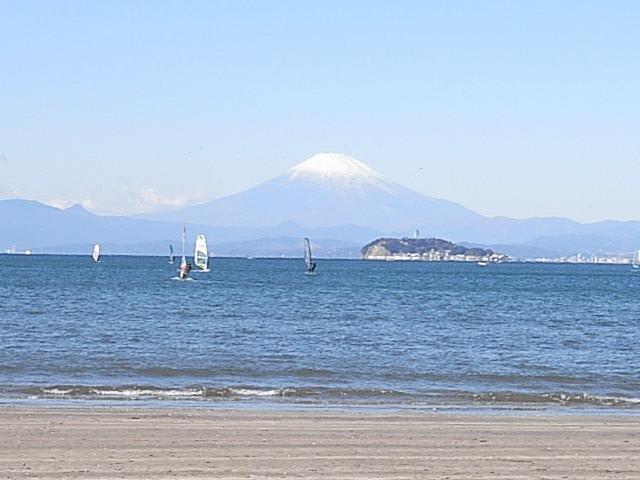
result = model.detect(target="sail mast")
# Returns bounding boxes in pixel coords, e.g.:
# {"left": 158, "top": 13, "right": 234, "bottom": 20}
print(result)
{"left": 181, "top": 227, "right": 187, "bottom": 267}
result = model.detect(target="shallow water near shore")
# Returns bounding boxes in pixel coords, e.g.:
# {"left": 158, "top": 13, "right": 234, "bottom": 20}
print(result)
{"left": 1, "top": 255, "right": 639, "bottom": 411}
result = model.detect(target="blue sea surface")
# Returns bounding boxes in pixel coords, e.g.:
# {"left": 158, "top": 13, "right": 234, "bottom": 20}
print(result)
{"left": 1, "top": 255, "right": 639, "bottom": 411}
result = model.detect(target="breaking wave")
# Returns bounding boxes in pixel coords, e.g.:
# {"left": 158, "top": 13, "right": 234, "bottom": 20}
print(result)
{"left": 6, "top": 385, "right": 640, "bottom": 409}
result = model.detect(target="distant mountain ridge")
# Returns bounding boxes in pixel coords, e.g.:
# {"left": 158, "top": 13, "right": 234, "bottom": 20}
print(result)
{"left": 0, "top": 199, "right": 372, "bottom": 256}
{"left": 2, "top": 153, "right": 640, "bottom": 257}
{"left": 141, "top": 153, "right": 640, "bottom": 253}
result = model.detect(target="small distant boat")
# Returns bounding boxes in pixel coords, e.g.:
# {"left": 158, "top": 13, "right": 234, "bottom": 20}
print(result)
{"left": 304, "top": 237, "right": 317, "bottom": 275}
{"left": 92, "top": 243, "right": 100, "bottom": 262}
{"left": 193, "top": 234, "right": 210, "bottom": 272}
{"left": 477, "top": 261, "right": 489, "bottom": 266}
{"left": 169, "top": 244, "right": 175, "bottom": 264}
{"left": 633, "top": 250, "right": 640, "bottom": 270}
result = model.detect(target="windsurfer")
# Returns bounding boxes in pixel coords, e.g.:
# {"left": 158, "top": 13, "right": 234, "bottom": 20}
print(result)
{"left": 179, "top": 262, "right": 192, "bottom": 279}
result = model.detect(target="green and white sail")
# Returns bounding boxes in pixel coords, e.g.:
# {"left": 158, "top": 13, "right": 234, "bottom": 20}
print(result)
{"left": 194, "top": 234, "right": 210, "bottom": 271}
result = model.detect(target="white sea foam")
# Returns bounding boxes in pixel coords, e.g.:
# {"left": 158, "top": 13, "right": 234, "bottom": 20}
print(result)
{"left": 230, "top": 388, "right": 283, "bottom": 397}
{"left": 91, "top": 388, "right": 204, "bottom": 398}
{"left": 572, "top": 393, "right": 640, "bottom": 405}
{"left": 42, "top": 388, "right": 74, "bottom": 395}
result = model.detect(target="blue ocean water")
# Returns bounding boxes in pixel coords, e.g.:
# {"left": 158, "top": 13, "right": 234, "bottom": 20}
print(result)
{"left": 1, "top": 255, "right": 639, "bottom": 410}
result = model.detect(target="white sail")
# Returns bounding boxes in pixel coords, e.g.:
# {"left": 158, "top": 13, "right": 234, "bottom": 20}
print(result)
{"left": 92, "top": 244, "right": 100, "bottom": 262}
{"left": 633, "top": 250, "right": 640, "bottom": 268}
{"left": 194, "top": 234, "right": 209, "bottom": 271}
{"left": 178, "top": 227, "right": 189, "bottom": 278}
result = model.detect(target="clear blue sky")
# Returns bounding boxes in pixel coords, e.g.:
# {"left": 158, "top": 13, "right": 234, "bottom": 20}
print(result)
{"left": 1, "top": 1, "right": 638, "bottom": 221}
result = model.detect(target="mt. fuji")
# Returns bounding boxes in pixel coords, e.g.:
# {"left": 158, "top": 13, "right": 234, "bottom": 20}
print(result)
{"left": 144, "top": 153, "right": 481, "bottom": 236}
{"left": 140, "top": 152, "right": 640, "bottom": 252}
{"left": 4, "top": 153, "right": 640, "bottom": 256}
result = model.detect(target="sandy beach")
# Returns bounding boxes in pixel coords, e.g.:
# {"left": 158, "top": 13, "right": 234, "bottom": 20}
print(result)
{"left": 0, "top": 407, "right": 638, "bottom": 479}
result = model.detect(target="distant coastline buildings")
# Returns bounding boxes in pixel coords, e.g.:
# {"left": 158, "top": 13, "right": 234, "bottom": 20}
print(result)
{"left": 529, "top": 253, "right": 631, "bottom": 265}
{"left": 360, "top": 236, "right": 634, "bottom": 264}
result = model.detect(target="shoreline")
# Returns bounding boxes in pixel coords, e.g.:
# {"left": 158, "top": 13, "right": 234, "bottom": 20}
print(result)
{"left": 2, "top": 406, "right": 639, "bottom": 479}
{"left": 2, "top": 397, "right": 640, "bottom": 417}
{"left": 4, "top": 384, "right": 640, "bottom": 413}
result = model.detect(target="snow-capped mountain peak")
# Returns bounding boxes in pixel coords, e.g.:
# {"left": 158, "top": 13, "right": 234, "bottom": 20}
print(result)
{"left": 287, "top": 153, "right": 385, "bottom": 184}
{"left": 139, "top": 151, "right": 481, "bottom": 233}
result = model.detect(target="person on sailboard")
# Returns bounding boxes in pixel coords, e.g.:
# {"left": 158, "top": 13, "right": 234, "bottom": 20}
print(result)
{"left": 179, "top": 261, "right": 192, "bottom": 279}
{"left": 309, "top": 261, "right": 317, "bottom": 273}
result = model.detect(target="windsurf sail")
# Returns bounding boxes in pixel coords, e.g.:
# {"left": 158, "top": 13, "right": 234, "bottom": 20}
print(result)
{"left": 169, "top": 244, "right": 175, "bottom": 264}
{"left": 633, "top": 250, "right": 640, "bottom": 268}
{"left": 304, "top": 237, "right": 316, "bottom": 273}
{"left": 178, "top": 227, "right": 189, "bottom": 279}
{"left": 194, "top": 234, "right": 209, "bottom": 271}
{"left": 92, "top": 243, "right": 100, "bottom": 262}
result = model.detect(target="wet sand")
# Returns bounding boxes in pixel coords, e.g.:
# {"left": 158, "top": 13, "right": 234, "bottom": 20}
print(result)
{"left": 1, "top": 406, "right": 639, "bottom": 479}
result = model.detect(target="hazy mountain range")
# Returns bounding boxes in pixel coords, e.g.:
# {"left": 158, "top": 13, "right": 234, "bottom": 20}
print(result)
{"left": 2, "top": 153, "right": 640, "bottom": 258}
